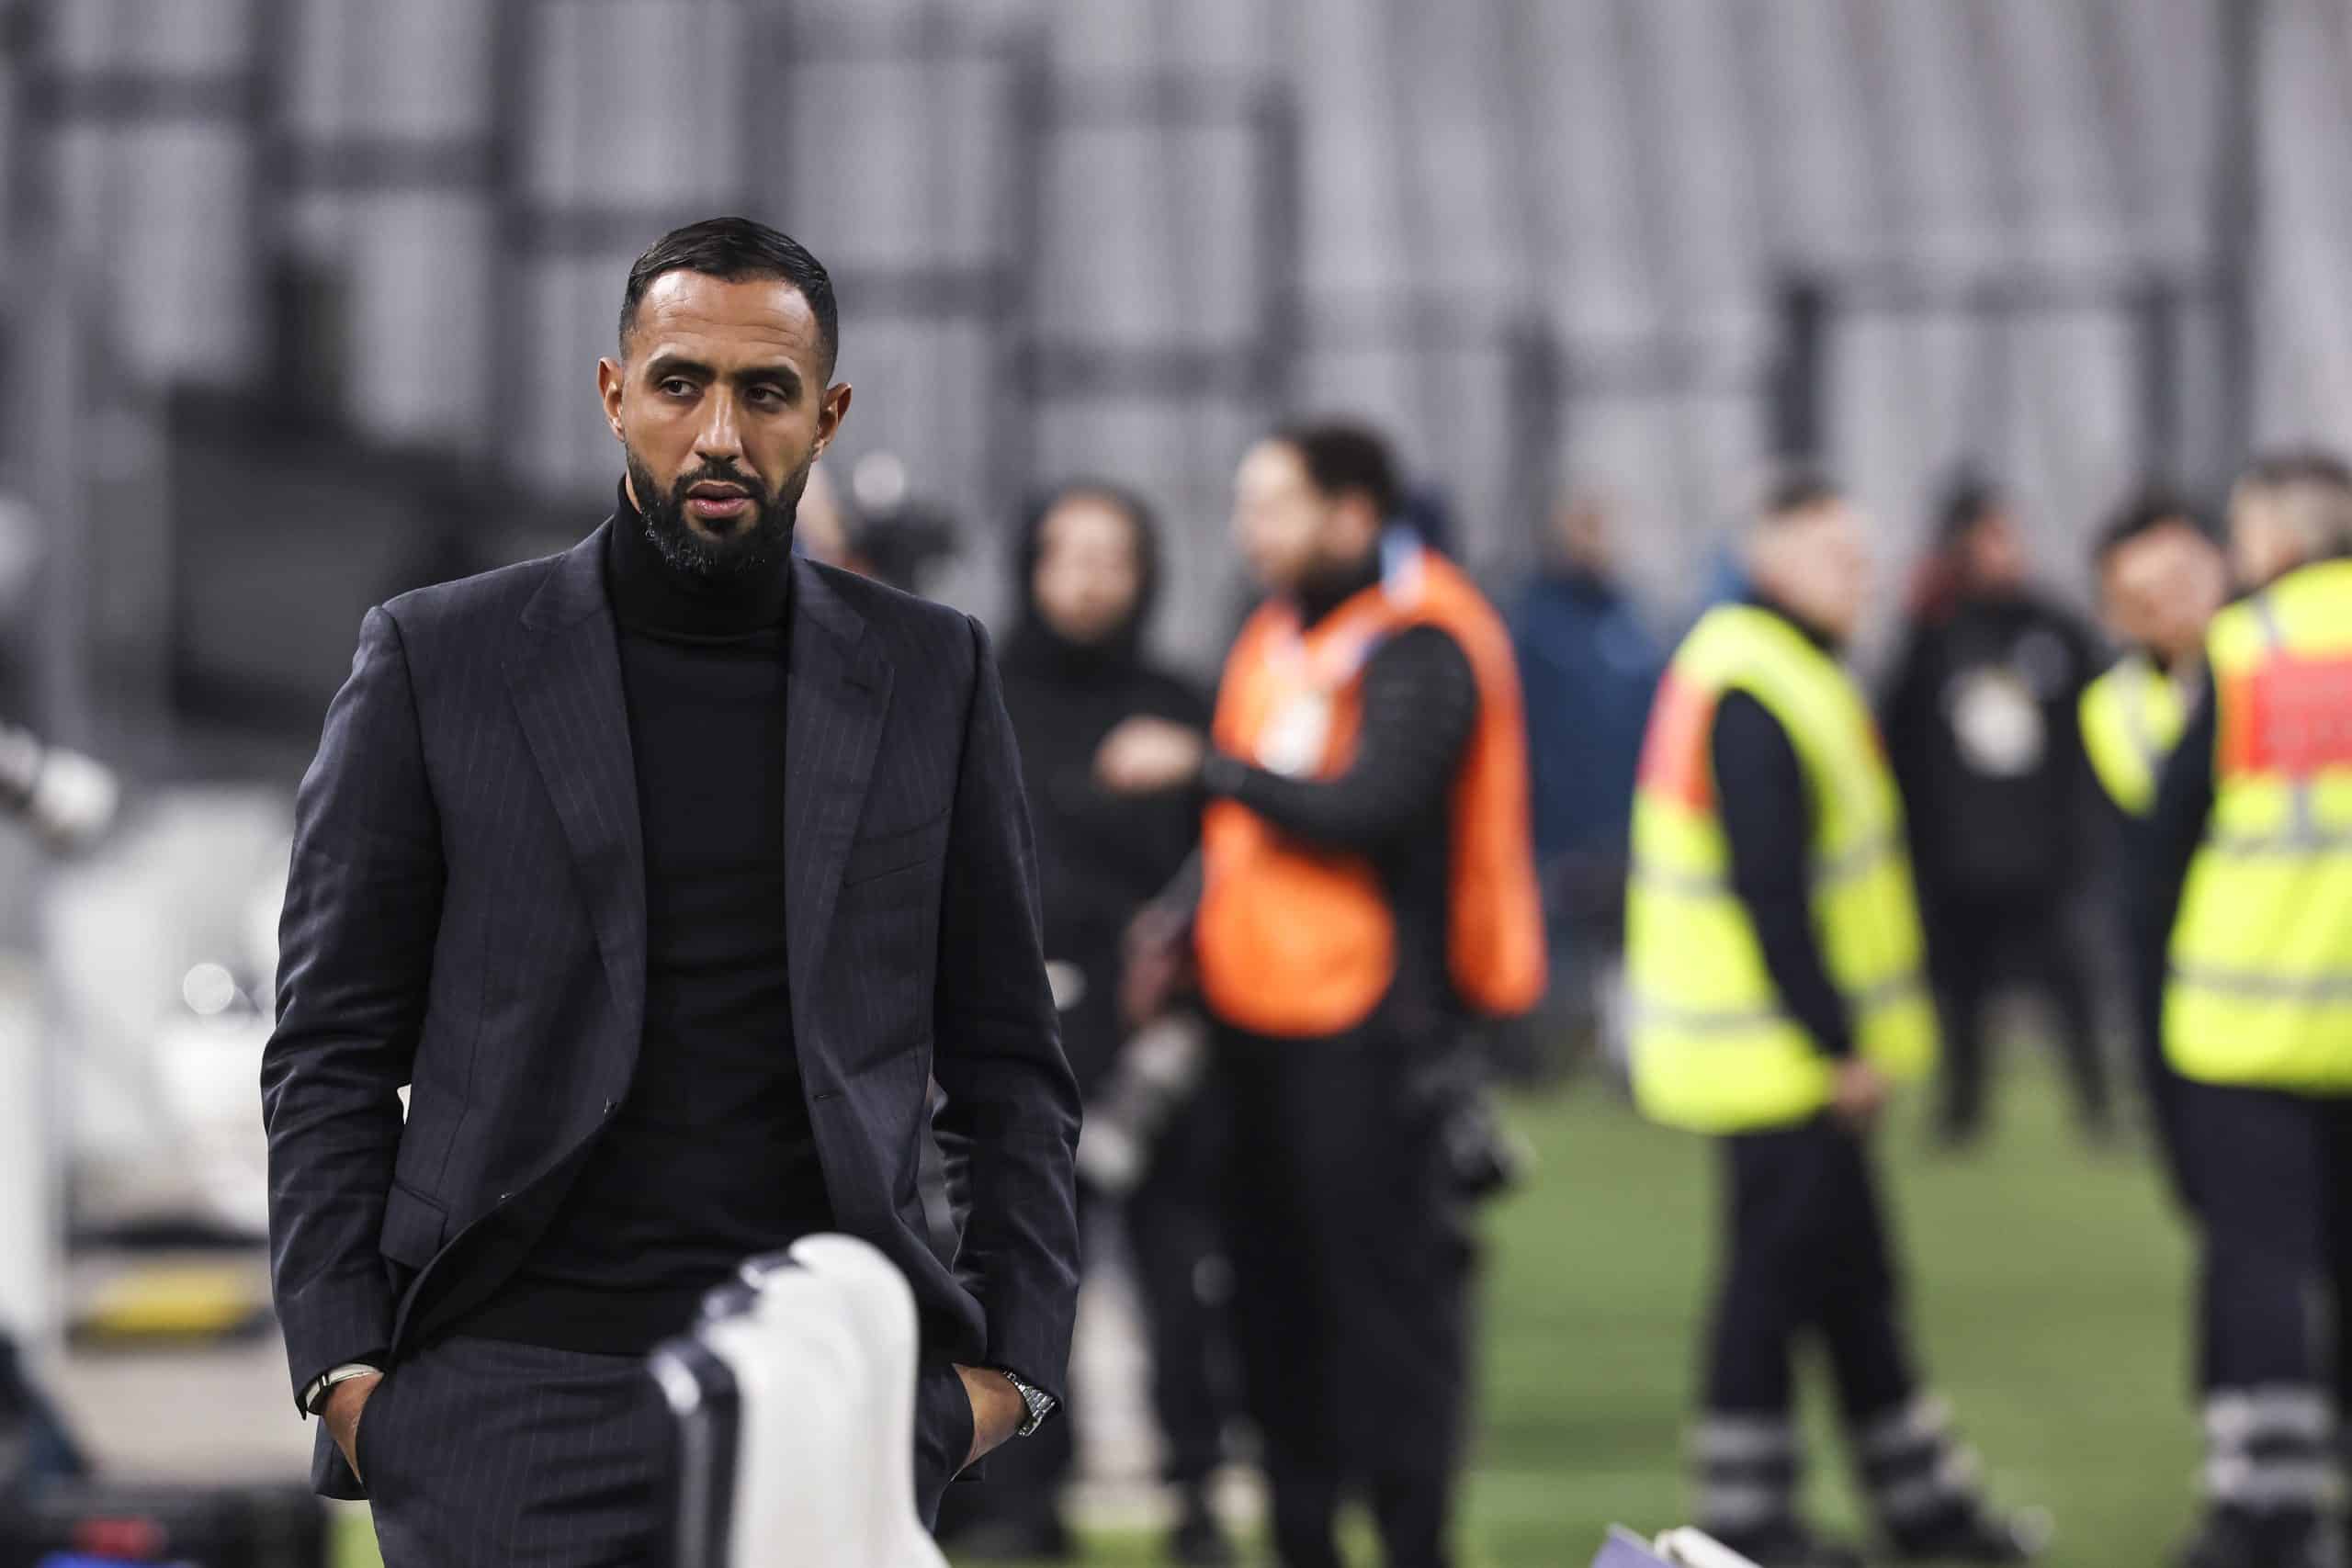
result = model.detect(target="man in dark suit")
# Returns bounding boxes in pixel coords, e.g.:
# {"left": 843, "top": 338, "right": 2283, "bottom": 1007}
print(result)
{"left": 261, "top": 217, "right": 1081, "bottom": 1565}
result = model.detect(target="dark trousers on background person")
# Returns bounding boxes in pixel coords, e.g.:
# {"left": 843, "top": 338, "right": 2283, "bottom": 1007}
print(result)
{"left": 1929, "top": 893, "right": 2110, "bottom": 1142}
{"left": 1219, "top": 1025, "right": 1471, "bottom": 1568}
{"left": 1696, "top": 1119, "right": 1985, "bottom": 1544}
{"left": 1129, "top": 1082, "right": 1237, "bottom": 1494}
{"left": 2181, "top": 1083, "right": 2352, "bottom": 1529}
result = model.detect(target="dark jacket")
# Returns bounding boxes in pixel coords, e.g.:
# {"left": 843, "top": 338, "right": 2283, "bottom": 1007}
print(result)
{"left": 262, "top": 523, "right": 1080, "bottom": 1499}
{"left": 1880, "top": 591, "right": 2098, "bottom": 904}
{"left": 998, "top": 514, "right": 1206, "bottom": 1094}
{"left": 1507, "top": 567, "right": 1661, "bottom": 867}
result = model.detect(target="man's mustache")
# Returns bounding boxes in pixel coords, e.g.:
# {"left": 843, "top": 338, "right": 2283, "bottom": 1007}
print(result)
{"left": 670, "top": 463, "right": 766, "bottom": 502}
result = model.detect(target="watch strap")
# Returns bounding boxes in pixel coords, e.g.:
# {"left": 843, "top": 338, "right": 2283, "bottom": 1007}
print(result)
{"left": 999, "top": 1369, "right": 1057, "bottom": 1438}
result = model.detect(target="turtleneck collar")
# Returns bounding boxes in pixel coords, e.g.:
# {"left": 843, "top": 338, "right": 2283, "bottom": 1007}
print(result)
{"left": 1294, "top": 547, "right": 1383, "bottom": 628}
{"left": 606, "top": 479, "right": 793, "bottom": 639}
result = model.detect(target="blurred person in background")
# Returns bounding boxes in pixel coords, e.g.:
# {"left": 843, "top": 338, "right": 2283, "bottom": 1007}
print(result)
{"left": 941, "top": 481, "right": 1233, "bottom": 1564}
{"left": 0, "top": 723, "right": 119, "bottom": 854}
{"left": 1881, "top": 473, "right": 2109, "bottom": 1148}
{"left": 792, "top": 458, "right": 854, "bottom": 567}
{"left": 2082, "top": 493, "right": 2228, "bottom": 1209}
{"left": 1627, "top": 473, "right": 2043, "bottom": 1568}
{"left": 260, "top": 217, "right": 1079, "bottom": 1564}
{"left": 2143, "top": 452, "right": 2352, "bottom": 1568}
{"left": 0, "top": 709, "right": 118, "bottom": 1494}
{"left": 1507, "top": 492, "right": 1663, "bottom": 1065}
{"left": 1103, "top": 422, "right": 1544, "bottom": 1568}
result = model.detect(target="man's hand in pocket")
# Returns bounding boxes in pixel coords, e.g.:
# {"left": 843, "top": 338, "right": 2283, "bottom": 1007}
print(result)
{"left": 952, "top": 1365, "right": 1026, "bottom": 1470}
{"left": 322, "top": 1372, "right": 384, "bottom": 1482}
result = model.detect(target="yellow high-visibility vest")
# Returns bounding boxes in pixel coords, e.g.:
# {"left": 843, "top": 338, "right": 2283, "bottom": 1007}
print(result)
{"left": 2081, "top": 654, "right": 2188, "bottom": 817}
{"left": 1625, "top": 604, "right": 1937, "bottom": 1134}
{"left": 2166, "top": 558, "right": 2352, "bottom": 1091}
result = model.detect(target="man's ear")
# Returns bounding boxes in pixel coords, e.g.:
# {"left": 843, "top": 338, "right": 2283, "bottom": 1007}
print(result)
{"left": 597, "top": 357, "right": 627, "bottom": 443}
{"left": 814, "top": 382, "right": 854, "bottom": 459}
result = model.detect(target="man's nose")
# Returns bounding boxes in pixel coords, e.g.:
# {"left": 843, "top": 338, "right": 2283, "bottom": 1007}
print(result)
{"left": 695, "top": 395, "right": 745, "bottom": 461}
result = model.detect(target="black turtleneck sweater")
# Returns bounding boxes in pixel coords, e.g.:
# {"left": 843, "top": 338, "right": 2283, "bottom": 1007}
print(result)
{"left": 461, "top": 492, "right": 831, "bottom": 1353}
{"left": 1708, "top": 596, "right": 1854, "bottom": 1060}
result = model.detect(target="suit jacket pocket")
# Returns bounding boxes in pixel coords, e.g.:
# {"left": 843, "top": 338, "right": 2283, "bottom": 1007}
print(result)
{"left": 842, "top": 810, "right": 951, "bottom": 886}
{"left": 378, "top": 1181, "right": 448, "bottom": 1269}
{"left": 913, "top": 1359, "right": 975, "bottom": 1523}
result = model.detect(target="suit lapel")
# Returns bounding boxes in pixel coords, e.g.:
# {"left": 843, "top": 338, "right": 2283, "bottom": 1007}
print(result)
{"left": 507, "top": 523, "right": 648, "bottom": 1047}
{"left": 785, "top": 558, "right": 893, "bottom": 1032}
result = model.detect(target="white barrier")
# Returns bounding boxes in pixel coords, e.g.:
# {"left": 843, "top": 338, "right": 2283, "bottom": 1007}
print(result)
{"left": 653, "top": 1235, "right": 949, "bottom": 1568}
{"left": 1593, "top": 1526, "right": 1762, "bottom": 1567}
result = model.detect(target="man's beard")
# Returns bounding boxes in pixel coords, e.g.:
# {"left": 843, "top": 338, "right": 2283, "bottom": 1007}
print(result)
{"left": 627, "top": 450, "right": 808, "bottom": 579}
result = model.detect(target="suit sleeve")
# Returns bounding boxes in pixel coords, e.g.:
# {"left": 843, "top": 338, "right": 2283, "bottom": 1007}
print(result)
{"left": 1204, "top": 625, "right": 1477, "bottom": 849}
{"left": 932, "top": 615, "right": 1083, "bottom": 1405}
{"left": 261, "top": 607, "right": 445, "bottom": 1409}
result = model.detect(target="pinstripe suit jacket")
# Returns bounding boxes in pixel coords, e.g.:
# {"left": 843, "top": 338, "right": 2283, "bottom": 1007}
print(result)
{"left": 262, "top": 522, "right": 1080, "bottom": 1499}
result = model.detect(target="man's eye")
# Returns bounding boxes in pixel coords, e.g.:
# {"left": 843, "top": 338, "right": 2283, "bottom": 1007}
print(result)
{"left": 747, "top": 386, "right": 785, "bottom": 409}
{"left": 659, "top": 378, "right": 696, "bottom": 398}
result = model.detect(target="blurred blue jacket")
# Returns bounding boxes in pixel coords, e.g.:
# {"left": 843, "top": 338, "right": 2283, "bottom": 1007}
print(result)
{"left": 1508, "top": 566, "right": 1665, "bottom": 865}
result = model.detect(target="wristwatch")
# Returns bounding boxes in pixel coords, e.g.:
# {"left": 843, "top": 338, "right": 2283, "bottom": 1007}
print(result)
{"left": 301, "top": 1361, "right": 381, "bottom": 1416}
{"left": 999, "top": 1369, "right": 1057, "bottom": 1438}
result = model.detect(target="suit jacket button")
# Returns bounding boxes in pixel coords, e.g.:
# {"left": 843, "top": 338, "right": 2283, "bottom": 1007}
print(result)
{"left": 603, "top": 1100, "right": 616, "bottom": 1116}
{"left": 497, "top": 1190, "right": 512, "bottom": 1204}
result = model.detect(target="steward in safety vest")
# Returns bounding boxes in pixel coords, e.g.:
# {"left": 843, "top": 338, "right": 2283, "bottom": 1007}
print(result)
{"left": 1099, "top": 423, "right": 1543, "bottom": 1568}
{"left": 2084, "top": 496, "right": 2225, "bottom": 819}
{"left": 1626, "top": 473, "right": 2041, "bottom": 1568}
{"left": 2145, "top": 451, "right": 2352, "bottom": 1568}
{"left": 2081, "top": 494, "right": 2226, "bottom": 1213}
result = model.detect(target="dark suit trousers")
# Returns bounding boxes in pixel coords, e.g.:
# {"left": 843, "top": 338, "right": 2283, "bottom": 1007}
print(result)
{"left": 360, "top": 1336, "right": 673, "bottom": 1568}
{"left": 359, "top": 1333, "right": 975, "bottom": 1566}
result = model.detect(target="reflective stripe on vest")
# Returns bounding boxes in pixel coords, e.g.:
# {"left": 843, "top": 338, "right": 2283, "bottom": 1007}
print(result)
{"left": 2081, "top": 655, "right": 2188, "bottom": 817}
{"left": 1625, "top": 604, "right": 1937, "bottom": 1134}
{"left": 2166, "top": 559, "right": 2352, "bottom": 1090}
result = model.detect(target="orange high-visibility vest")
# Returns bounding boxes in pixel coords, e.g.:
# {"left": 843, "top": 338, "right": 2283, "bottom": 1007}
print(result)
{"left": 1195, "top": 544, "right": 1546, "bottom": 1038}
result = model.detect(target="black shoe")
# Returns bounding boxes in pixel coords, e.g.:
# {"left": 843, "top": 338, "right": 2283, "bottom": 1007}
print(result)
{"left": 1709, "top": 1522, "right": 1868, "bottom": 1568}
{"left": 2176, "top": 1509, "right": 2345, "bottom": 1568}
{"left": 1168, "top": 1488, "right": 1237, "bottom": 1566}
{"left": 1887, "top": 1504, "right": 2049, "bottom": 1562}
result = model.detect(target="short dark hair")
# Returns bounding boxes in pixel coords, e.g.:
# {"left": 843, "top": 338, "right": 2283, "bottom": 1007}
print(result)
{"left": 2234, "top": 447, "right": 2352, "bottom": 557}
{"left": 1758, "top": 467, "right": 1844, "bottom": 524}
{"left": 1935, "top": 468, "right": 2007, "bottom": 544}
{"left": 1273, "top": 421, "right": 1401, "bottom": 521}
{"left": 2239, "top": 447, "right": 2352, "bottom": 496}
{"left": 618, "top": 216, "right": 838, "bottom": 373}
{"left": 2094, "top": 489, "right": 2209, "bottom": 570}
